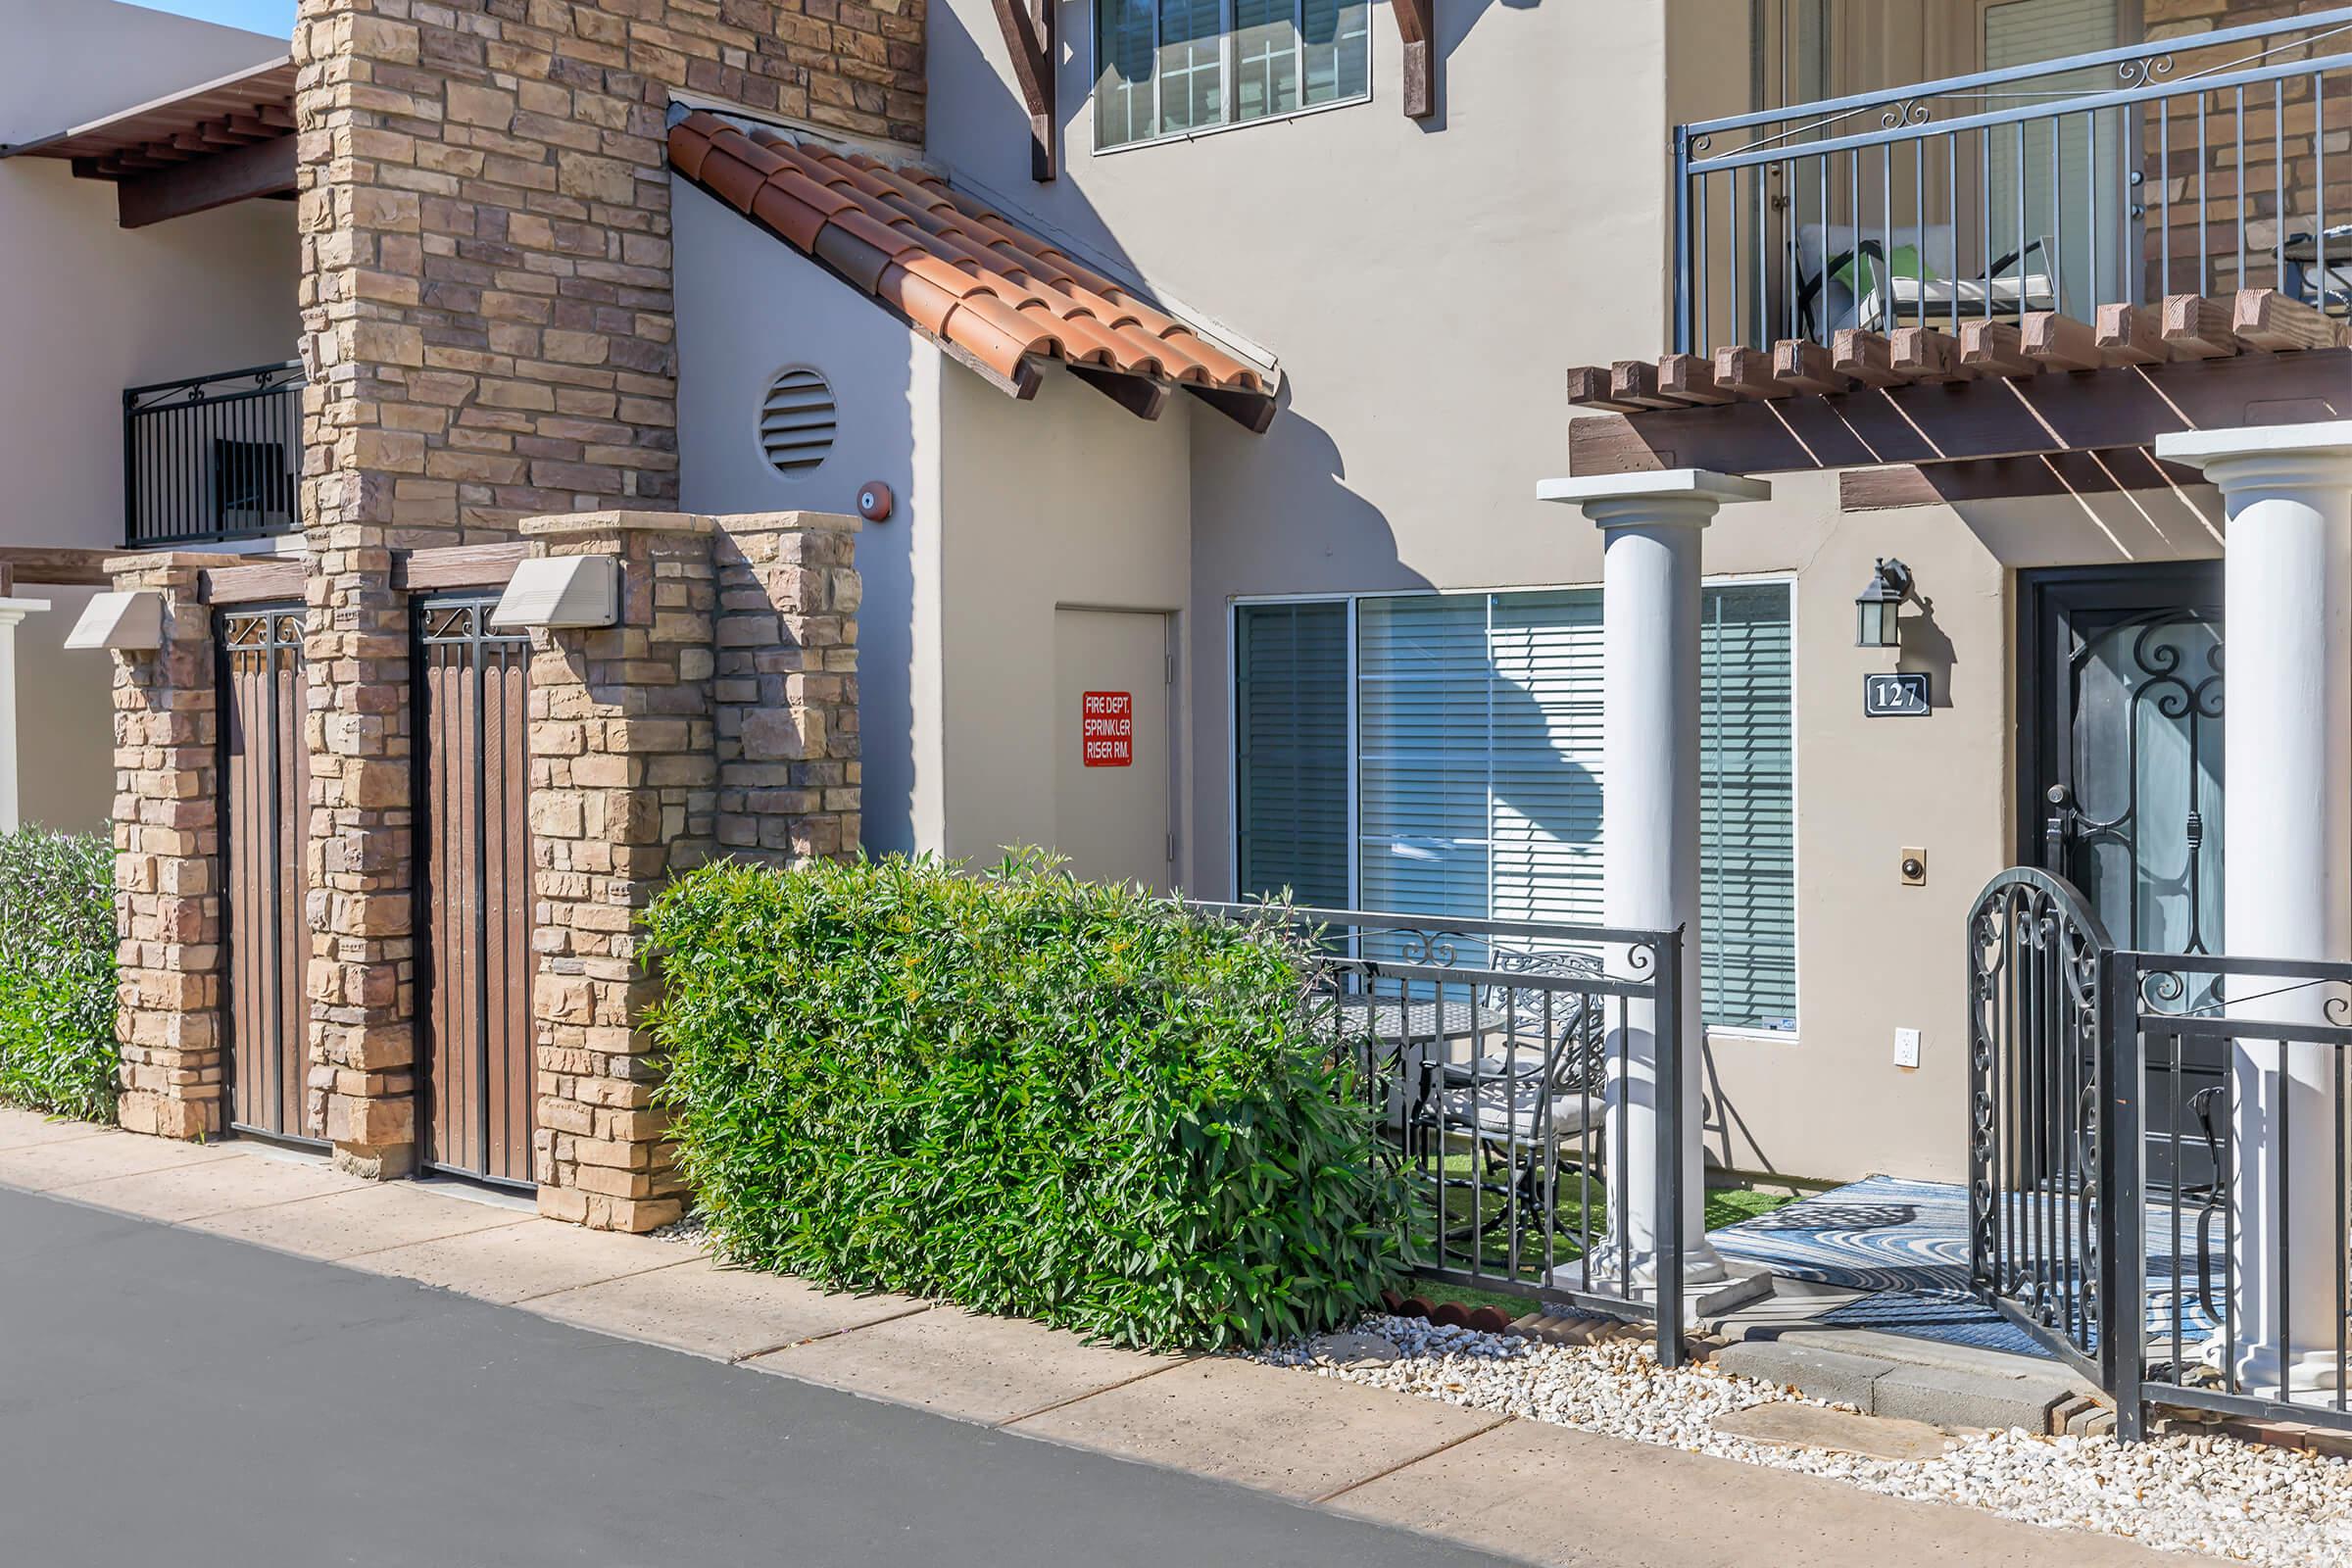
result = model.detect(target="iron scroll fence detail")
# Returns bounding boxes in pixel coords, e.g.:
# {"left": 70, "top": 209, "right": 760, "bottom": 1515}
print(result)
{"left": 1970, "top": 865, "right": 2352, "bottom": 1443}
{"left": 1965, "top": 866, "right": 2117, "bottom": 1382}
{"left": 1195, "top": 902, "right": 1690, "bottom": 1368}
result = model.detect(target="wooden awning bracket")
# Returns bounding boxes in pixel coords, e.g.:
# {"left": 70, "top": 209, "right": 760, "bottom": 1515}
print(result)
{"left": 1393, "top": 0, "right": 1437, "bottom": 119}
{"left": 992, "top": 0, "right": 1056, "bottom": 179}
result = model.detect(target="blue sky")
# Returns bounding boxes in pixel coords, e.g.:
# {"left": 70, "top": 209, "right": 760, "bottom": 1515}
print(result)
{"left": 130, "top": 1, "right": 294, "bottom": 40}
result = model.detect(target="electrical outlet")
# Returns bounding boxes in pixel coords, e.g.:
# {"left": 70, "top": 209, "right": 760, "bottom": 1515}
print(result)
{"left": 1893, "top": 1028, "right": 1922, "bottom": 1069}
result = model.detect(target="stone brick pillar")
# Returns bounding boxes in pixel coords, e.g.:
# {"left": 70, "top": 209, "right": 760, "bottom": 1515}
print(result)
{"left": 524, "top": 511, "right": 717, "bottom": 1231}
{"left": 107, "top": 554, "right": 241, "bottom": 1141}
{"left": 713, "top": 514, "right": 863, "bottom": 861}
{"left": 304, "top": 540, "right": 417, "bottom": 1175}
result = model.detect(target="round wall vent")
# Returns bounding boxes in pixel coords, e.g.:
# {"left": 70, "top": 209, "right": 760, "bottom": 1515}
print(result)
{"left": 760, "top": 368, "right": 836, "bottom": 477}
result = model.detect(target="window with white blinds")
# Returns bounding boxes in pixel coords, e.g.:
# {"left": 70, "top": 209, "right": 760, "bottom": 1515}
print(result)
{"left": 1234, "top": 584, "right": 1796, "bottom": 1031}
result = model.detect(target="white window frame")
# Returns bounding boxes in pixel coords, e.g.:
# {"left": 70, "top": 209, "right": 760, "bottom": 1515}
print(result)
{"left": 1089, "top": 0, "right": 1375, "bottom": 156}
{"left": 1225, "top": 577, "right": 1801, "bottom": 1039}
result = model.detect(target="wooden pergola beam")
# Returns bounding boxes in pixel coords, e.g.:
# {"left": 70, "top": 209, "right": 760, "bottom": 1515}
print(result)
{"left": 990, "top": 0, "right": 1054, "bottom": 180}
{"left": 116, "top": 133, "right": 297, "bottom": 228}
{"left": 1566, "top": 347, "right": 2352, "bottom": 478}
{"left": 1393, "top": 0, "right": 1436, "bottom": 119}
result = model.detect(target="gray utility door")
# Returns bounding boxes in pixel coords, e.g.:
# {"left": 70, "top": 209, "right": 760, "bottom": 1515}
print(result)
{"left": 2022, "top": 563, "right": 2224, "bottom": 1192}
{"left": 416, "top": 595, "right": 536, "bottom": 1189}
{"left": 220, "top": 606, "right": 315, "bottom": 1146}
{"left": 1053, "top": 608, "right": 1175, "bottom": 890}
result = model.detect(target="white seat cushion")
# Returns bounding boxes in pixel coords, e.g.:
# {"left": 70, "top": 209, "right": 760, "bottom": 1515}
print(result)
{"left": 1441, "top": 1078, "right": 1603, "bottom": 1146}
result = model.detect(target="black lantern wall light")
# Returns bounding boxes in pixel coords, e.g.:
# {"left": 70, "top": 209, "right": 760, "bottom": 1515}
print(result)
{"left": 1854, "top": 558, "right": 1914, "bottom": 649}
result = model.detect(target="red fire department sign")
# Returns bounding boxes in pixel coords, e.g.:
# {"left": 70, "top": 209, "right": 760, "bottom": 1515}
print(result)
{"left": 1081, "top": 691, "right": 1133, "bottom": 767}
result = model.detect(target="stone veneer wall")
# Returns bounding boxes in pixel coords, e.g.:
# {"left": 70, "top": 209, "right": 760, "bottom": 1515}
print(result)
{"left": 526, "top": 511, "right": 858, "bottom": 1230}
{"left": 107, "top": 555, "right": 240, "bottom": 1142}
{"left": 2144, "top": 0, "right": 2352, "bottom": 297}
{"left": 712, "top": 514, "right": 862, "bottom": 861}
{"left": 291, "top": 0, "right": 917, "bottom": 1173}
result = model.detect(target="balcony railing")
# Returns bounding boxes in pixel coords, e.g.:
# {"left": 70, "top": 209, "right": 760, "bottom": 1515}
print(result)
{"left": 1674, "top": 7, "right": 2352, "bottom": 353}
{"left": 123, "top": 360, "right": 305, "bottom": 549}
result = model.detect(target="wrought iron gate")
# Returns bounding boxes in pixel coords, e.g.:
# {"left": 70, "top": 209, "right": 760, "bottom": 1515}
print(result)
{"left": 1965, "top": 866, "right": 2118, "bottom": 1380}
{"left": 416, "top": 595, "right": 535, "bottom": 1187}
{"left": 220, "top": 606, "right": 315, "bottom": 1144}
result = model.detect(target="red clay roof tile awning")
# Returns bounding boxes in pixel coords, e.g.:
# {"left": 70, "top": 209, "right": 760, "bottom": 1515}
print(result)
{"left": 666, "top": 110, "right": 1278, "bottom": 432}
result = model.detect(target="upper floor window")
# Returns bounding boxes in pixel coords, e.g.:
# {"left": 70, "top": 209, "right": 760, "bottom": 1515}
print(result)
{"left": 1094, "top": 0, "right": 1370, "bottom": 151}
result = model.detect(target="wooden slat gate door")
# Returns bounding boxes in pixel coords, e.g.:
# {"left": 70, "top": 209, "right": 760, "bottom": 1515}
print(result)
{"left": 220, "top": 607, "right": 314, "bottom": 1144}
{"left": 416, "top": 595, "right": 535, "bottom": 1187}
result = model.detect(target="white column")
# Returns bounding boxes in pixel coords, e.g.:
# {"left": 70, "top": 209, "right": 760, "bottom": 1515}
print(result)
{"left": 2158, "top": 421, "right": 2352, "bottom": 1396}
{"left": 0, "top": 597, "right": 53, "bottom": 833}
{"left": 1538, "top": 470, "right": 1771, "bottom": 1287}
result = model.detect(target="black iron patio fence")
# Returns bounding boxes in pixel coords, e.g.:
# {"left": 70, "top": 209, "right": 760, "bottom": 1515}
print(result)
{"left": 1196, "top": 902, "right": 1691, "bottom": 1368}
{"left": 124, "top": 360, "right": 306, "bottom": 548}
{"left": 1677, "top": 6, "right": 2352, "bottom": 352}
{"left": 2113, "top": 949, "right": 2352, "bottom": 1443}
{"left": 1968, "top": 866, "right": 2352, "bottom": 1443}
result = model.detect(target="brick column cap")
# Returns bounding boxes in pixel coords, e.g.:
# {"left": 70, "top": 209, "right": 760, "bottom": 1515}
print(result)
{"left": 103, "top": 550, "right": 254, "bottom": 578}
{"left": 710, "top": 510, "right": 863, "bottom": 534}
{"left": 522, "top": 511, "right": 714, "bottom": 540}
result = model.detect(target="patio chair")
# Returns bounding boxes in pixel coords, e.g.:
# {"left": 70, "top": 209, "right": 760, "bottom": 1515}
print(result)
{"left": 1797, "top": 222, "right": 2059, "bottom": 338}
{"left": 1423, "top": 949, "right": 1610, "bottom": 1223}
{"left": 2285, "top": 224, "right": 2352, "bottom": 317}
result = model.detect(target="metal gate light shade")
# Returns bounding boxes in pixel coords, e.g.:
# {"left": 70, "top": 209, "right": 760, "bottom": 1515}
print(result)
{"left": 63, "top": 590, "right": 164, "bottom": 651}
{"left": 1855, "top": 558, "right": 1913, "bottom": 649}
{"left": 488, "top": 556, "right": 618, "bottom": 630}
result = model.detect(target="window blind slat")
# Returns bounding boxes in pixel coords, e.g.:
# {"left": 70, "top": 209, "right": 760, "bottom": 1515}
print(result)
{"left": 1236, "top": 585, "right": 1796, "bottom": 1031}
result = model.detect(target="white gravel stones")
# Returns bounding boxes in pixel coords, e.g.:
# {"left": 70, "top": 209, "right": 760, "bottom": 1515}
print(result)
{"left": 1254, "top": 1315, "right": 2352, "bottom": 1567}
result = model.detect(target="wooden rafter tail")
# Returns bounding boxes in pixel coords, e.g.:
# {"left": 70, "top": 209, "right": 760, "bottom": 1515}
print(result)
{"left": 1392, "top": 0, "right": 1435, "bottom": 120}
{"left": 1888, "top": 326, "right": 1973, "bottom": 382}
{"left": 2021, "top": 312, "right": 2104, "bottom": 372}
{"left": 1064, "top": 363, "right": 1173, "bottom": 420}
{"left": 2161, "top": 293, "right": 2240, "bottom": 359}
{"left": 1770, "top": 338, "right": 1851, "bottom": 396}
{"left": 1185, "top": 382, "right": 1279, "bottom": 433}
{"left": 1712, "top": 346, "right": 1790, "bottom": 401}
{"left": 1657, "top": 353, "right": 1734, "bottom": 405}
{"left": 2232, "top": 287, "right": 2345, "bottom": 352}
{"left": 1830, "top": 329, "right": 1904, "bottom": 388}
{"left": 989, "top": 0, "right": 1054, "bottom": 179}
{"left": 1958, "top": 318, "right": 2036, "bottom": 376}
{"left": 1607, "top": 359, "right": 1687, "bottom": 411}
{"left": 2094, "top": 303, "right": 2166, "bottom": 366}
{"left": 1565, "top": 366, "right": 1644, "bottom": 414}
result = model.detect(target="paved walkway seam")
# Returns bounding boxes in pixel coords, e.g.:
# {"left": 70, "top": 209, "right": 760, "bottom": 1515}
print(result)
{"left": 1307, "top": 1415, "right": 1518, "bottom": 1505}
{"left": 992, "top": 1355, "right": 1200, "bottom": 1428}
{"left": 723, "top": 1299, "right": 937, "bottom": 1361}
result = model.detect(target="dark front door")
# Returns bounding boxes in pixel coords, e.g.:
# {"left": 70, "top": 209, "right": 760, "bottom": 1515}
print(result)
{"left": 2022, "top": 564, "right": 2225, "bottom": 1191}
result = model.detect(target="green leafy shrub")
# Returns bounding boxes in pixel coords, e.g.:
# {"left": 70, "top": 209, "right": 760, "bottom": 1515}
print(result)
{"left": 0, "top": 828, "right": 119, "bottom": 1122}
{"left": 647, "top": 852, "right": 1406, "bottom": 1350}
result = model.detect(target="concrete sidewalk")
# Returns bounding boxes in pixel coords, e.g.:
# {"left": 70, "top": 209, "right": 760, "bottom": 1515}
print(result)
{"left": 0, "top": 1109, "right": 2187, "bottom": 1567}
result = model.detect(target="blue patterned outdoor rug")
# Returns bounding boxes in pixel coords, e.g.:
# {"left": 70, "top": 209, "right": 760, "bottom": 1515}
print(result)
{"left": 1709, "top": 1174, "right": 2223, "bottom": 1359}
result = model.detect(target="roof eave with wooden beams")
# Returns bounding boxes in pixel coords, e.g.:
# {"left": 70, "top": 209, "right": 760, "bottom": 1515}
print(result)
{"left": 0, "top": 57, "right": 298, "bottom": 229}
{"left": 1564, "top": 292, "right": 2350, "bottom": 506}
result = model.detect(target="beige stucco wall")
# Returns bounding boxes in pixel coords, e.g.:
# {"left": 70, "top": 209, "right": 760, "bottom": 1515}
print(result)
{"left": 896, "top": 0, "right": 2256, "bottom": 1185}
{"left": 936, "top": 362, "right": 1194, "bottom": 869}
{"left": 0, "top": 3, "right": 298, "bottom": 841}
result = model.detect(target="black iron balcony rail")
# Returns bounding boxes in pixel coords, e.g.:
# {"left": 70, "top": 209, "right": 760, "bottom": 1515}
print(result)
{"left": 123, "top": 360, "right": 305, "bottom": 549}
{"left": 1675, "top": 7, "right": 2352, "bottom": 353}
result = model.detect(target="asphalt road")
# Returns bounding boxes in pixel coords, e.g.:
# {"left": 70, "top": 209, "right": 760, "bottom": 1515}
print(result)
{"left": 0, "top": 1186, "right": 1506, "bottom": 1567}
